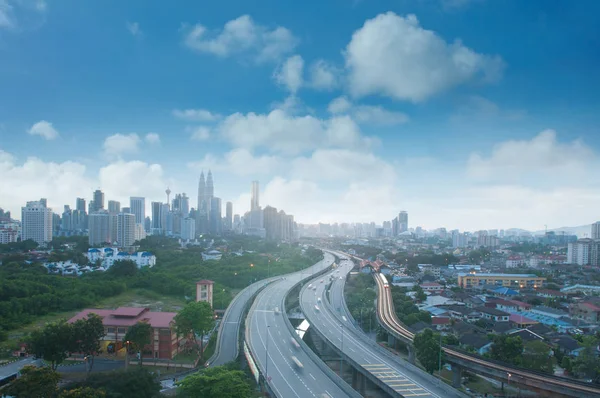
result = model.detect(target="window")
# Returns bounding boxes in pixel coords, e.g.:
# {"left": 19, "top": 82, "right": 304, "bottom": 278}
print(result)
{"left": 118, "top": 328, "right": 126, "bottom": 334}
{"left": 107, "top": 327, "right": 115, "bottom": 333}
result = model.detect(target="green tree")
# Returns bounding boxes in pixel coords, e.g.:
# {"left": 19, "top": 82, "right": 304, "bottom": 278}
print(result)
{"left": 65, "top": 368, "right": 161, "bottom": 398}
{"left": 177, "top": 366, "right": 253, "bottom": 398}
{"left": 413, "top": 285, "right": 427, "bottom": 302}
{"left": 108, "top": 260, "right": 138, "bottom": 277}
{"left": 573, "top": 338, "right": 600, "bottom": 381}
{"left": 522, "top": 340, "right": 555, "bottom": 373}
{"left": 174, "top": 301, "right": 215, "bottom": 361}
{"left": 72, "top": 313, "right": 105, "bottom": 374}
{"left": 490, "top": 335, "right": 523, "bottom": 365}
{"left": 413, "top": 329, "right": 442, "bottom": 374}
{"left": 27, "top": 320, "right": 74, "bottom": 370}
{"left": 561, "top": 356, "right": 573, "bottom": 373}
{"left": 59, "top": 387, "right": 107, "bottom": 397}
{"left": 4, "top": 365, "right": 61, "bottom": 398}
{"left": 123, "top": 322, "right": 152, "bottom": 365}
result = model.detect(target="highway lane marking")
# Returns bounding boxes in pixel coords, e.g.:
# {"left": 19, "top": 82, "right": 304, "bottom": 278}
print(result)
{"left": 348, "top": 347, "right": 356, "bottom": 352}
{"left": 309, "top": 373, "right": 316, "bottom": 381}
{"left": 401, "top": 393, "right": 432, "bottom": 397}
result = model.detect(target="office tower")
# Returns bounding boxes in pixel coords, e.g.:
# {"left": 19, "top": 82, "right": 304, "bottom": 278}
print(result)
{"left": 52, "top": 213, "right": 61, "bottom": 236}
{"left": 172, "top": 193, "right": 190, "bottom": 218}
{"left": 197, "top": 172, "right": 206, "bottom": 215}
{"left": 134, "top": 223, "right": 146, "bottom": 241}
{"left": 398, "top": 211, "right": 408, "bottom": 233}
{"left": 263, "top": 205, "right": 279, "bottom": 240}
{"left": 161, "top": 204, "right": 169, "bottom": 234}
{"left": 61, "top": 205, "right": 72, "bottom": 233}
{"left": 88, "top": 210, "right": 109, "bottom": 246}
{"left": 76, "top": 198, "right": 86, "bottom": 212}
{"left": 108, "top": 213, "right": 118, "bottom": 244}
{"left": 108, "top": 200, "right": 120, "bottom": 214}
{"left": 144, "top": 216, "right": 151, "bottom": 233}
{"left": 181, "top": 217, "right": 196, "bottom": 240}
{"left": 206, "top": 171, "right": 214, "bottom": 199}
{"left": 117, "top": 212, "right": 136, "bottom": 247}
{"left": 88, "top": 201, "right": 95, "bottom": 215}
{"left": 225, "top": 201, "right": 233, "bottom": 230}
{"left": 592, "top": 222, "right": 600, "bottom": 240}
{"left": 151, "top": 202, "right": 163, "bottom": 234}
{"left": 93, "top": 190, "right": 105, "bottom": 211}
{"left": 39, "top": 198, "right": 47, "bottom": 208}
{"left": 21, "top": 200, "right": 53, "bottom": 245}
{"left": 209, "top": 197, "right": 222, "bottom": 235}
{"left": 121, "top": 207, "right": 131, "bottom": 214}
{"left": 251, "top": 181, "right": 260, "bottom": 211}
{"left": 130, "top": 197, "right": 146, "bottom": 225}
{"left": 568, "top": 239, "right": 599, "bottom": 266}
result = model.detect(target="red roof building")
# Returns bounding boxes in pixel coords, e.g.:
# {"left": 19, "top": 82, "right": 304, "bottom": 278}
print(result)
{"left": 68, "top": 307, "right": 184, "bottom": 359}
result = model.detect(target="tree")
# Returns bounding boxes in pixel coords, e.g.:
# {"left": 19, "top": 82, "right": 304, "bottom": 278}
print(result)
{"left": 413, "top": 329, "right": 442, "bottom": 374}
{"left": 413, "top": 285, "right": 427, "bottom": 302}
{"left": 65, "top": 368, "right": 161, "bottom": 398}
{"left": 59, "top": 387, "right": 107, "bottom": 397}
{"left": 174, "top": 301, "right": 215, "bottom": 361}
{"left": 573, "top": 338, "right": 600, "bottom": 381}
{"left": 522, "top": 340, "right": 555, "bottom": 373}
{"left": 108, "top": 260, "right": 138, "bottom": 277}
{"left": 123, "top": 322, "right": 152, "bottom": 365}
{"left": 72, "top": 313, "right": 105, "bottom": 374}
{"left": 561, "top": 356, "right": 573, "bottom": 374}
{"left": 177, "top": 366, "right": 253, "bottom": 398}
{"left": 27, "top": 320, "right": 74, "bottom": 370}
{"left": 3, "top": 365, "right": 61, "bottom": 398}
{"left": 490, "top": 335, "right": 523, "bottom": 365}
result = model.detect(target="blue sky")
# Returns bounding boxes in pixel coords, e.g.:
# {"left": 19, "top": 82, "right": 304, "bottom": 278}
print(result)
{"left": 1, "top": 0, "right": 600, "bottom": 231}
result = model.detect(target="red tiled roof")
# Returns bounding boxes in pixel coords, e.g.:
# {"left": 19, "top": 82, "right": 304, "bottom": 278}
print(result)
{"left": 432, "top": 317, "right": 450, "bottom": 325}
{"left": 509, "top": 314, "right": 537, "bottom": 324}
{"left": 68, "top": 308, "right": 177, "bottom": 328}
{"left": 112, "top": 307, "right": 147, "bottom": 317}
{"left": 196, "top": 280, "right": 214, "bottom": 285}
{"left": 581, "top": 302, "right": 600, "bottom": 312}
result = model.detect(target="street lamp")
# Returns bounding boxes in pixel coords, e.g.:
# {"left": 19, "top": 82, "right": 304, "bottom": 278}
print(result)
{"left": 250, "top": 264, "right": 254, "bottom": 286}
{"left": 125, "top": 340, "right": 130, "bottom": 370}
{"left": 265, "top": 326, "right": 271, "bottom": 386}
{"left": 339, "top": 323, "right": 344, "bottom": 377}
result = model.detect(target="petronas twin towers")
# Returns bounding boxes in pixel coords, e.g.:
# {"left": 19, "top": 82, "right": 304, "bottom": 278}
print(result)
{"left": 197, "top": 170, "right": 214, "bottom": 216}
{"left": 197, "top": 170, "right": 221, "bottom": 234}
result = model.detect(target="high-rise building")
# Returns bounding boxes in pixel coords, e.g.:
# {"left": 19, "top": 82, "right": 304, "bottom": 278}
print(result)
{"left": 76, "top": 198, "right": 86, "bottom": 212}
{"left": 108, "top": 200, "right": 120, "bottom": 214}
{"left": 197, "top": 172, "right": 206, "bottom": 216}
{"left": 263, "top": 205, "right": 279, "bottom": 240}
{"left": 225, "top": 201, "right": 233, "bottom": 230}
{"left": 21, "top": 200, "right": 53, "bottom": 245}
{"left": 452, "top": 230, "right": 468, "bottom": 248}
{"left": 108, "top": 213, "right": 118, "bottom": 244}
{"left": 161, "top": 204, "right": 169, "bottom": 234}
{"left": 209, "top": 197, "right": 222, "bottom": 235}
{"left": 121, "top": 207, "right": 131, "bottom": 214}
{"left": 117, "top": 212, "right": 136, "bottom": 247}
{"left": 251, "top": 181, "right": 260, "bottom": 211}
{"left": 206, "top": 171, "right": 214, "bottom": 199}
{"left": 93, "top": 190, "right": 105, "bottom": 211}
{"left": 398, "top": 211, "right": 408, "bottom": 233}
{"left": 568, "top": 238, "right": 600, "bottom": 266}
{"left": 88, "top": 210, "right": 109, "bottom": 246}
{"left": 196, "top": 171, "right": 216, "bottom": 234}
{"left": 130, "top": 197, "right": 146, "bottom": 225}
{"left": 181, "top": 217, "right": 196, "bottom": 240}
{"left": 592, "top": 222, "right": 600, "bottom": 240}
{"left": 61, "top": 205, "right": 72, "bottom": 233}
{"left": 172, "top": 193, "right": 190, "bottom": 218}
{"left": 151, "top": 202, "right": 163, "bottom": 235}
{"left": 134, "top": 223, "right": 146, "bottom": 242}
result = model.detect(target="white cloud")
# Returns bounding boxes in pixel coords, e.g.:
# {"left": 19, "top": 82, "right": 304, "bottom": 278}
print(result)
{"left": 34, "top": 0, "right": 46, "bottom": 12}
{"left": 327, "top": 96, "right": 408, "bottom": 125}
{"left": 451, "top": 95, "right": 527, "bottom": 122}
{"left": 0, "top": 0, "right": 14, "bottom": 28}
{"left": 309, "top": 60, "right": 340, "bottom": 90}
{"left": 218, "top": 109, "right": 375, "bottom": 155}
{"left": 273, "top": 55, "right": 304, "bottom": 94}
{"left": 99, "top": 160, "right": 170, "bottom": 202}
{"left": 345, "top": 12, "right": 504, "bottom": 102}
{"left": 328, "top": 96, "right": 352, "bottom": 114}
{"left": 189, "top": 148, "right": 281, "bottom": 176}
{"left": 127, "top": 21, "right": 141, "bottom": 37}
{"left": 103, "top": 133, "right": 141, "bottom": 157}
{"left": 183, "top": 15, "right": 298, "bottom": 63}
{"left": 172, "top": 108, "right": 222, "bottom": 122}
{"left": 0, "top": 0, "right": 47, "bottom": 29}
{"left": 188, "top": 126, "right": 211, "bottom": 141}
{"left": 27, "top": 120, "right": 59, "bottom": 140}
{"left": 145, "top": 133, "right": 160, "bottom": 144}
{"left": 467, "top": 130, "right": 596, "bottom": 182}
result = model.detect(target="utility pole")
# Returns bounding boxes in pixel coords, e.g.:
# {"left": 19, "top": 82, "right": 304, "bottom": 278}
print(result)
{"left": 265, "top": 325, "right": 270, "bottom": 386}
{"left": 340, "top": 323, "right": 344, "bottom": 378}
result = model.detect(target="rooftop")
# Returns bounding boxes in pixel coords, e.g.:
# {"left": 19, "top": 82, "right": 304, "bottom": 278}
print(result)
{"left": 68, "top": 307, "right": 177, "bottom": 328}
{"left": 459, "top": 273, "right": 540, "bottom": 278}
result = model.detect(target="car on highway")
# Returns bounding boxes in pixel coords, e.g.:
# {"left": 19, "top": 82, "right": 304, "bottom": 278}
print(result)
{"left": 320, "top": 279, "right": 324, "bottom": 283}
{"left": 314, "top": 305, "right": 320, "bottom": 311}
{"left": 317, "top": 297, "right": 321, "bottom": 303}
{"left": 290, "top": 338, "right": 300, "bottom": 349}
{"left": 308, "top": 284, "right": 312, "bottom": 289}
{"left": 274, "top": 306, "right": 280, "bottom": 314}
{"left": 291, "top": 356, "right": 304, "bottom": 369}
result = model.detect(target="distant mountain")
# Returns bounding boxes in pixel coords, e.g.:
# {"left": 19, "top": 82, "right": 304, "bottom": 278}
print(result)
{"left": 532, "top": 224, "right": 592, "bottom": 238}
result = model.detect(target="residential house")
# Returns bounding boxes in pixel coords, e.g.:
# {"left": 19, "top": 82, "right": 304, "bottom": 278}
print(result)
{"left": 432, "top": 317, "right": 451, "bottom": 330}
{"left": 551, "top": 336, "right": 581, "bottom": 357}
{"left": 487, "top": 299, "right": 519, "bottom": 313}
{"left": 478, "top": 307, "right": 510, "bottom": 322}
{"left": 441, "top": 305, "right": 482, "bottom": 323}
{"left": 537, "top": 289, "right": 567, "bottom": 300}
{"left": 420, "top": 282, "right": 444, "bottom": 294}
{"left": 570, "top": 302, "right": 600, "bottom": 324}
{"left": 509, "top": 329, "right": 544, "bottom": 343}
{"left": 530, "top": 306, "right": 569, "bottom": 319}
{"left": 201, "top": 250, "right": 222, "bottom": 261}
{"left": 509, "top": 314, "right": 538, "bottom": 328}
{"left": 459, "top": 333, "right": 493, "bottom": 355}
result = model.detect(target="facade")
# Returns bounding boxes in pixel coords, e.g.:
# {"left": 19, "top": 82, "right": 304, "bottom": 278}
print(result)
{"left": 567, "top": 238, "right": 599, "bottom": 266}
{"left": 151, "top": 202, "right": 164, "bottom": 235}
{"left": 108, "top": 200, "right": 120, "bottom": 214}
{"left": 209, "top": 197, "right": 222, "bottom": 235}
{"left": 117, "top": 212, "right": 136, "bottom": 247}
{"left": 181, "top": 217, "right": 196, "bottom": 240}
{"left": 88, "top": 211, "right": 110, "bottom": 246}
{"left": 592, "top": 222, "right": 600, "bottom": 240}
{"left": 68, "top": 307, "right": 183, "bottom": 359}
{"left": 87, "top": 248, "right": 156, "bottom": 268}
{"left": 134, "top": 223, "right": 146, "bottom": 242}
{"left": 92, "top": 190, "right": 105, "bottom": 211}
{"left": 478, "top": 307, "right": 510, "bottom": 322}
{"left": 570, "top": 302, "right": 600, "bottom": 324}
{"left": 225, "top": 201, "right": 233, "bottom": 231}
{"left": 196, "top": 280, "right": 214, "bottom": 308}
{"left": 0, "top": 227, "right": 18, "bottom": 244}
{"left": 457, "top": 273, "right": 545, "bottom": 289}
{"left": 21, "top": 200, "right": 53, "bottom": 245}
{"left": 130, "top": 197, "right": 146, "bottom": 225}
{"left": 251, "top": 181, "right": 260, "bottom": 211}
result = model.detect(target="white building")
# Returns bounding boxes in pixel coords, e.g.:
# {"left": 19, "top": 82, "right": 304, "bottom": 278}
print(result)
{"left": 117, "top": 212, "right": 136, "bottom": 247}
{"left": 88, "top": 211, "right": 110, "bottom": 246}
{"left": 21, "top": 200, "right": 53, "bottom": 245}
{"left": 567, "top": 239, "right": 597, "bottom": 265}
{"left": 506, "top": 256, "right": 526, "bottom": 268}
{"left": 86, "top": 248, "right": 156, "bottom": 268}
{"left": 0, "top": 227, "right": 18, "bottom": 244}
{"left": 134, "top": 223, "right": 146, "bottom": 242}
{"left": 181, "top": 217, "right": 196, "bottom": 240}
{"left": 202, "top": 250, "right": 222, "bottom": 261}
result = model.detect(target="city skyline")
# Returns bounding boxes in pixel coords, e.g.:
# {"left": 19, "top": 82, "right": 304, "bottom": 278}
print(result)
{"left": 2, "top": 1, "right": 600, "bottom": 230}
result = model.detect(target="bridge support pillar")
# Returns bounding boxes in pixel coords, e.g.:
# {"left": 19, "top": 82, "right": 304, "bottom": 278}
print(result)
{"left": 351, "top": 368, "right": 366, "bottom": 395}
{"left": 351, "top": 367, "right": 358, "bottom": 390}
{"left": 407, "top": 344, "right": 415, "bottom": 364}
{"left": 452, "top": 364, "right": 462, "bottom": 388}
{"left": 387, "top": 333, "right": 395, "bottom": 348}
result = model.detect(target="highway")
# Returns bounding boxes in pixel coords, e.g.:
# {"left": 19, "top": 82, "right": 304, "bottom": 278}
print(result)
{"left": 300, "top": 255, "right": 464, "bottom": 398}
{"left": 209, "top": 276, "right": 279, "bottom": 367}
{"left": 247, "top": 252, "right": 357, "bottom": 398}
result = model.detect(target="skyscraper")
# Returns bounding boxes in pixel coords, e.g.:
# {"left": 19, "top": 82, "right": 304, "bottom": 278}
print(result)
{"left": 592, "top": 222, "right": 600, "bottom": 240}
{"left": 196, "top": 171, "right": 216, "bottom": 234}
{"left": 209, "top": 197, "right": 222, "bottom": 235}
{"left": 130, "top": 197, "right": 145, "bottom": 225}
{"left": 251, "top": 181, "right": 260, "bottom": 211}
{"left": 398, "top": 211, "right": 408, "bottom": 233}
{"left": 117, "top": 212, "right": 136, "bottom": 247}
{"left": 21, "top": 200, "right": 53, "bottom": 245}
{"left": 93, "top": 190, "right": 105, "bottom": 211}
{"left": 151, "top": 202, "right": 163, "bottom": 234}
{"left": 206, "top": 171, "right": 214, "bottom": 199}
{"left": 76, "top": 198, "right": 86, "bottom": 212}
{"left": 225, "top": 201, "right": 233, "bottom": 230}
{"left": 108, "top": 200, "right": 120, "bottom": 214}
{"left": 181, "top": 217, "right": 196, "bottom": 240}
{"left": 197, "top": 172, "right": 206, "bottom": 215}
{"left": 88, "top": 210, "right": 109, "bottom": 246}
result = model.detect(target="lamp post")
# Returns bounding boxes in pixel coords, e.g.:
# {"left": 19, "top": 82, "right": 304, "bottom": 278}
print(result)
{"left": 250, "top": 263, "right": 254, "bottom": 286}
{"left": 265, "top": 326, "right": 271, "bottom": 386}
{"left": 125, "top": 340, "right": 130, "bottom": 370}
{"left": 234, "top": 272, "right": 238, "bottom": 288}
{"left": 268, "top": 259, "right": 271, "bottom": 279}
{"left": 339, "top": 323, "right": 344, "bottom": 377}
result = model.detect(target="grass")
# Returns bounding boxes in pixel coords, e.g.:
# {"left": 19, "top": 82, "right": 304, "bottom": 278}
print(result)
{"left": 200, "top": 333, "right": 218, "bottom": 366}
{"left": 173, "top": 351, "right": 199, "bottom": 365}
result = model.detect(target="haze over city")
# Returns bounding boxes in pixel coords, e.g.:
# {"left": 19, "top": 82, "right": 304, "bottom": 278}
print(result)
{"left": 2, "top": 0, "right": 600, "bottom": 231}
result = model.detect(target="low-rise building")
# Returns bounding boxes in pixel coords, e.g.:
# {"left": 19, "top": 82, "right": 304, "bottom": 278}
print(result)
{"left": 570, "top": 302, "right": 600, "bottom": 324}
{"left": 86, "top": 248, "right": 156, "bottom": 268}
{"left": 201, "top": 250, "right": 222, "bottom": 261}
{"left": 477, "top": 307, "right": 510, "bottom": 322}
{"left": 420, "top": 282, "right": 444, "bottom": 294}
{"left": 458, "top": 273, "right": 545, "bottom": 289}
{"left": 68, "top": 307, "right": 184, "bottom": 359}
